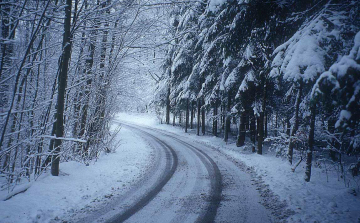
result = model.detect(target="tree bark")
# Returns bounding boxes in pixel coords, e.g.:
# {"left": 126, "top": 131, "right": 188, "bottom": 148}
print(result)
{"left": 305, "top": 103, "right": 316, "bottom": 182}
{"left": 201, "top": 98, "right": 205, "bottom": 135}
{"left": 275, "top": 112, "right": 278, "bottom": 137}
{"left": 257, "top": 113, "right": 264, "bottom": 155}
{"left": 197, "top": 99, "right": 201, "bottom": 136}
{"left": 224, "top": 93, "right": 231, "bottom": 142}
{"left": 51, "top": 0, "right": 72, "bottom": 176}
{"left": 288, "top": 81, "right": 303, "bottom": 165}
{"left": 166, "top": 87, "right": 170, "bottom": 124}
{"left": 237, "top": 112, "right": 246, "bottom": 147}
{"left": 250, "top": 114, "right": 256, "bottom": 152}
{"left": 173, "top": 113, "right": 175, "bottom": 126}
{"left": 286, "top": 117, "right": 290, "bottom": 136}
{"left": 264, "top": 112, "right": 268, "bottom": 138}
{"left": 185, "top": 98, "right": 189, "bottom": 133}
{"left": 328, "top": 118, "right": 339, "bottom": 161}
{"left": 213, "top": 101, "right": 218, "bottom": 136}
{"left": 190, "top": 101, "right": 194, "bottom": 129}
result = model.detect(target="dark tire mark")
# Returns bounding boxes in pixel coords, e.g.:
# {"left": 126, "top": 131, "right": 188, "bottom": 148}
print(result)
{"left": 122, "top": 123, "right": 222, "bottom": 223}
{"left": 107, "top": 125, "right": 178, "bottom": 223}
{"left": 154, "top": 131, "right": 222, "bottom": 223}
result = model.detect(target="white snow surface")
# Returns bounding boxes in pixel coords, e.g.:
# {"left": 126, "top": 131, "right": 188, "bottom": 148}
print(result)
{"left": 0, "top": 125, "right": 153, "bottom": 223}
{"left": 116, "top": 113, "right": 360, "bottom": 223}
{"left": 1, "top": 112, "right": 359, "bottom": 223}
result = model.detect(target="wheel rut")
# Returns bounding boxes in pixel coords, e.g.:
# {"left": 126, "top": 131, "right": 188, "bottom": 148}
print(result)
{"left": 107, "top": 125, "right": 178, "bottom": 223}
{"left": 121, "top": 123, "right": 222, "bottom": 223}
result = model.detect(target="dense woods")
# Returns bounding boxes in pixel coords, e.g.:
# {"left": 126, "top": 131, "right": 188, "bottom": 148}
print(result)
{"left": 155, "top": 0, "right": 360, "bottom": 182}
{"left": 1, "top": 0, "right": 359, "bottom": 194}
{"left": 0, "top": 0, "right": 163, "bottom": 189}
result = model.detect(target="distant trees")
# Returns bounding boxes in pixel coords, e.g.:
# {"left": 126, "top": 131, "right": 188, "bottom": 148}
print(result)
{"left": 156, "top": 0, "right": 360, "bottom": 181}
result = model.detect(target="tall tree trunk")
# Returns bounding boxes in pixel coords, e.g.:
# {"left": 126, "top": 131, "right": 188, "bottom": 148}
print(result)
{"left": 305, "top": 103, "right": 316, "bottom": 182}
{"left": 288, "top": 81, "right": 303, "bottom": 165}
{"left": 221, "top": 101, "right": 225, "bottom": 132}
{"left": 275, "top": 112, "right": 278, "bottom": 137}
{"left": 51, "top": 0, "right": 72, "bottom": 176}
{"left": 237, "top": 112, "right": 246, "bottom": 147}
{"left": 185, "top": 98, "right": 189, "bottom": 133}
{"left": 257, "top": 76, "right": 267, "bottom": 155}
{"left": 213, "top": 101, "right": 218, "bottom": 136}
{"left": 166, "top": 87, "right": 170, "bottom": 124}
{"left": 224, "top": 93, "right": 231, "bottom": 142}
{"left": 197, "top": 99, "right": 201, "bottom": 136}
{"left": 79, "top": 34, "right": 95, "bottom": 141}
{"left": 173, "top": 113, "right": 175, "bottom": 126}
{"left": 250, "top": 114, "right": 256, "bottom": 153}
{"left": 328, "top": 117, "right": 339, "bottom": 161}
{"left": 286, "top": 117, "right": 290, "bottom": 135}
{"left": 201, "top": 98, "right": 205, "bottom": 135}
{"left": 0, "top": 0, "right": 15, "bottom": 80}
{"left": 264, "top": 112, "right": 268, "bottom": 138}
{"left": 190, "top": 102, "right": 194, "bottom": 129}
{"left": 257, "top": 114, "right": 264, "bottom": 155}
{"left": 85, "top": 0, "right": 110, "bottom": 154}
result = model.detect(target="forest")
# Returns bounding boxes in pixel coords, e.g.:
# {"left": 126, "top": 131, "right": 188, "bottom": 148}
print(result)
{"left": 154, "top": 0, "right": 360, "bottom": 182}
{"left": 0, "top": 0, "right": 166, "bottom": 190}
{"left": 1, "top": 0, "right": 360, "bottom": 201}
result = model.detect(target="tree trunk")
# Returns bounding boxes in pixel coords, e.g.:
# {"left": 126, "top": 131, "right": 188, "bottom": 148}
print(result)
{"left": 264, "top": 112, "right": 268, "bottom": 138}
{"left": 221, "top": 102, "right": 225, "bottom": 132}
{"left": 201, "top": 98, "right": 205, "bottom": 135}
{"left": 0, "top": 0, "right": 14, "bottom": 80}
{"left": 173, "top": 113, "right": 175, "bottom": 126}
{"left": 305, "top": 103, "right": 316, "bottom": 182}
{"left": 185, "top": 98, "right": 189, "bottom": 133}
{"left": 166, "top": 87, "right": 170, "bottom": 124}
{"left": 250, "top": 114, "right": 256, "bottom": 152}
{"left": 51, "top": 0, "right": 72, "bottom": 176}
{"left": 275, "top": 112, "right": 278, "bottom": 137}
{"left": 288, "top": 81, "right": 303, "bottom": 165}
{"left": 79, "top": 37, "right": 95, "bottom": 141}
{"left": 197, "top": 99, "right": 201, "bottom": 136}
{"left": 328, "top": 118, "right": 339, "bottom": 161}
{"left": 190, "top": 102, "right": 194, "bottom": 129}
{"left": 224, "top": 93, "right": 231, "bottom": 142}
{"left": 286, "top": 117, "right": 290, "bottom": 136}
{"left": 237, "top": 112, "right": 246, "bottom": 147}
{"left": 213, "top": 102, "right": 218, "bottom": 136}
{"left": 257, "top": 114, "right": 264, "bottom": 155}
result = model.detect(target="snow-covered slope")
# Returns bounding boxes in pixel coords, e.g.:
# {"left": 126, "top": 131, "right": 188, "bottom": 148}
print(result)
{"left": 0, "top": 125, "right": 153, "bottom": 223}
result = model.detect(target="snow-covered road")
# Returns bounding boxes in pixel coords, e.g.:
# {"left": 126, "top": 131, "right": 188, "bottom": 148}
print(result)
{"left": 2, "top": 113, "right": 359, "bottom": 223}
{"left": 80, "top": 123, "right": 273, "bottom": 223}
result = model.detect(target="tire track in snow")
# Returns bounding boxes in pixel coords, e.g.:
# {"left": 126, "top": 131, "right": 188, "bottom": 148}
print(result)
{"left": 107, "top": 124, "right": 178, "bottom": 223}
{"left": 122, "top": 123, "right": 222, "bottom": 223}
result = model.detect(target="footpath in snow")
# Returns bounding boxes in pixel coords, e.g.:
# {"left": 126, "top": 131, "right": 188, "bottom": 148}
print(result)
{"left": 116, "top": 113, "right": 360, "bottom": 223}
{"left": 0, "top": 124, "right": 153, "bottom": 223}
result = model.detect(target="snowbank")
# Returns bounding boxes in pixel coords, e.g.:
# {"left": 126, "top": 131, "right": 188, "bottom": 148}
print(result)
{"left": 0, "top": 125, "right": 153, "bottom": 223}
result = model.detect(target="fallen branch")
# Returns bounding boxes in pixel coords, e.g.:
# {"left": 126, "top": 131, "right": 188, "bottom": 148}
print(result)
{"left": 291, "top": 157, "right": 303, "bottom": 172}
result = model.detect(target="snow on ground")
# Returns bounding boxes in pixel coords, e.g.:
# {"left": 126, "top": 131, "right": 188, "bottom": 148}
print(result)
{"left": 0, "top": 124, "right": 153, "bottom": 223}
{"left": 116, "top": 112, "right": 360, "bottom": 223}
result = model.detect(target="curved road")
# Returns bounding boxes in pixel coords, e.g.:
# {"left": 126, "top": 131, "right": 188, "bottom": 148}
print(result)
{"left": 75, "top": 123, "right": 272, "bottom": 223}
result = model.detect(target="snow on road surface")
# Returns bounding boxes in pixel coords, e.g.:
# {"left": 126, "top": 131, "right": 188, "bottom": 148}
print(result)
{"left": 115, "top": 113, "right": 360, "bottom": 223}
{"left": 1, "top": 112, "right": 359, "bottom": 223}
{"left": 0, "top": 126, "right": 153, "bottom": 223}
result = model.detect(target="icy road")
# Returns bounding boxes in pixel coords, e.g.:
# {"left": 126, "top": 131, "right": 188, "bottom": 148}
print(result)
{"left": 76, "top": 123, "right": 272, "bottom": 223}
